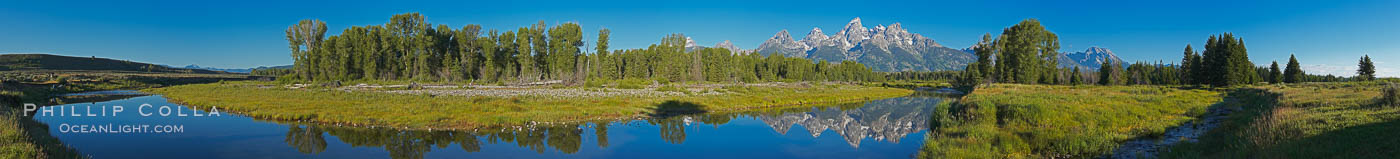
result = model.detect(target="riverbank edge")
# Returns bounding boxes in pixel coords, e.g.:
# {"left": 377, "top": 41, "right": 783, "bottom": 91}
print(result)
{"left": 146, "top": 82, "right": 915, "bottom": 131}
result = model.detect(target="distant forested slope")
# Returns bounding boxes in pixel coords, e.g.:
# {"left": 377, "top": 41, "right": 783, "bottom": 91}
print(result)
{"left": 0, "top": 54, "right": 229, "bottom": 74}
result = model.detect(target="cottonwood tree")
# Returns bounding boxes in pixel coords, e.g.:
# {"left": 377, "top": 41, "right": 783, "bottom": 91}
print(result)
{"left": 992, "top": 18, "right": 1060, "bottom": 84}
{"left": 285, "top": 19, "right": 327, "bottom": 80}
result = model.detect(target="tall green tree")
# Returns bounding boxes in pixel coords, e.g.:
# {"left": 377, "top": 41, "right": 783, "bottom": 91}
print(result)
{"left": 515, "top": 27, "right": 535, "bottom": 80}
{"left": 1358, "top": 55, "right": 1376, "bottom": 81}
{"left": 1069, "top": 67, "right": 1082, "bottom": 85}
{"left": 1284, "top": 54, "right": 1304, "bottom": 83}
{"left": 285, "top": 19, "right": 327, "bottom": 80}
{"left": 546, "top": 23, "right": 583, "bottom": 80}
{"left": 1199, "top": 33, "right": 1254, "bottom": 86}
{"left": 531, "top": 21, "right": 550, "bottom": 80}
{"left": 993, "top": 18, "right": 1059, "bottom": 84}
{"left": 974, "top": 33, "right": 995, "bottom": 80}
{"left": 1098, "top": 56, "right": 1121, "bottom": 85}
{"left": 1180, "top": 44, "right": 1199, "bottom": 84}
{"left": 593, "top": 28, "right": 613, "bottom": 79}
{"left": 1269, "top": 61, "right": 1282, "bottom": 84}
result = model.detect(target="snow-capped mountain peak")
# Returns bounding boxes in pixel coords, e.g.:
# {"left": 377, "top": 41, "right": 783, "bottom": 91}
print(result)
{"left": 713, "top": 40, "right": 744, "bottom": 54}
{"left": 753, "top": 17, "right": 971, "bottom": 71}
{"left": 1059, "top": 46, "right": 1124, "bottom": 69}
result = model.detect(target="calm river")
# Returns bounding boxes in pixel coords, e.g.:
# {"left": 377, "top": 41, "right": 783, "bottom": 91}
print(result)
{"left": 32, "top": 90, "right": 950, "bottom": 159}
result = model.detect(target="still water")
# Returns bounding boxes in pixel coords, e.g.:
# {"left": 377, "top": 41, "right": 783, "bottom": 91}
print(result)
{"left": 33, "top": 90, "right": 949, "bottom": 159}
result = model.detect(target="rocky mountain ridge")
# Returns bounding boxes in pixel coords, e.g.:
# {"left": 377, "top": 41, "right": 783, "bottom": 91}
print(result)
{"left": 754, "top": 17, "right": 972, "bottom": 71}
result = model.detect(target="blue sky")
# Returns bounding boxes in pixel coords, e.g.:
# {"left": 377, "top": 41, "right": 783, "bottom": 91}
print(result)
{"left": 2, "top": 0, "right": 1396, "bottom": 76}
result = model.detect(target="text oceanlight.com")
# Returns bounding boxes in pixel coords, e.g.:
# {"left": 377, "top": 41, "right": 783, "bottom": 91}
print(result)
{"left": 22, "top": 103, "right": 222, "bottom": 134}
{"left": 59, "top": 124, "right": 185, "bottom": 133}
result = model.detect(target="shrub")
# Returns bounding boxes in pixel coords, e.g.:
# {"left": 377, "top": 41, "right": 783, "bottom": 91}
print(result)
{"left": 650, "top": 77, "right": 671, "bottom": 85}
{"left": 952, "top": 63, "right": 982, "bottom": 93}
{"left": 616, "top": 78, "right": 648, "bottom": 89}
{"left": 583, "top": 79, "right": 607, "bottom": 88}
{"left": 1384, "top": 83, "right": 1400, "bottom": 106}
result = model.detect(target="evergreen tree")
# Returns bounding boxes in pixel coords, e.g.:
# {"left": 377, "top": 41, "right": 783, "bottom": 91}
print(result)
{"left": 1284, "top": 54, "right": 1304, "bottom": 83}
{"left": 1180, "top": 44, "right": 1198, "bottom": 84}
{"left": 1069, "top": 68, "right": 1082, "bottom": 85}
{"left": 1269, "top": 61, "right": 1282, "bottom": 84}
{"left": 1359, "top": 55, "right": 1376, "bottom": 81}
{"left": 1098, "top": 57, "right": 1121, "bottom": 85}
{"left": 1198, "top": 33, "right": 1254, "bottom": 86}
{"left": 954, "top": 62, "right": 982, "bottom": 92}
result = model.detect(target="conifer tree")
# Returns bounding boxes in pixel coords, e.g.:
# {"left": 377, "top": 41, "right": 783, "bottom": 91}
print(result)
{"left": 1359, "top": 55, "right": 1376, "bottom": 81}
{"left": 1285, "top": 54, "right": 1304, "bottom": 83}
{"left": 1269, "top": 61, "right": 1282, "bottom": 84}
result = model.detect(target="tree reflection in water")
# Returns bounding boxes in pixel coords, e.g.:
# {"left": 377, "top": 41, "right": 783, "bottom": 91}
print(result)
{"left": 648, "top": 116, "right": 689, "bottom": 144}
{"left": 285, "top": 124, "right": 326, "bottom": 154}
{"left": 278, "top": 92, "right": 946, "bottom": 159}
{"left": 592, "top": 121, "right": 610, "bottom": 148}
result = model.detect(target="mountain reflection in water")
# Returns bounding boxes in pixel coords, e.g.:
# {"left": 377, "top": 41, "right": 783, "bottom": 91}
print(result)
{"left": 277, "top": 93, "right": 943, "bottom": 158}
{"left": 35, "top": 90, "right": 949, "bottom": 159}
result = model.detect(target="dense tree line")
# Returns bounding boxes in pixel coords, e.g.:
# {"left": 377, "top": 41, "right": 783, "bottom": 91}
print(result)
{"left": 282, "top": 13, "right": 880, "bottom": 85}
{"left": 956, "top": 28, "right": 1361, "bottom": 88}
{"left": 1091, "top": 34, "right": 1364, "bottom": 85}
{"left": 884, "top": 71, "right": 959, "bottom": 82}
{"left": 1178, "top": 33, "right": 1256, "bottom": 86}
{"left": 251, "top": 68, "right": 293, "bottom": 77}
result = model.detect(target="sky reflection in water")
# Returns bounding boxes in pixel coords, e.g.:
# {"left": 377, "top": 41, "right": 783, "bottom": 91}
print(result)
{"left": 34, "top": 91, "right": 948, "bottom": 159}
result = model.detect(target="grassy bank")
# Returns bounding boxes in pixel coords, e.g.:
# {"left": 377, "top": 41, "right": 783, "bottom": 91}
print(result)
{"left": 918, "top": 84, "right": 1223, "bottom": 158}
{"left": 1, "top": 98, "right": 85, "bottom": 159}
{"left": 147, "top": 81, "right": 912, "bottom": 130}
{"left": 1161, "top": 82, "right": 1400, "bottom": 158}
{"left": 0, "top": 104, "right": 42, "bottom": 158}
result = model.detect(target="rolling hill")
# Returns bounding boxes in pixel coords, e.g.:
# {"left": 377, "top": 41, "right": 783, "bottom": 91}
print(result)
{"left": 0, "top": 54, "right": 231, "bottom": 74}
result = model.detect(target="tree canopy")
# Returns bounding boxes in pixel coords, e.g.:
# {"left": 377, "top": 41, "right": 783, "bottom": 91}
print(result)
{"left": 282, "top": 13, "right": 882, "bottom": 85}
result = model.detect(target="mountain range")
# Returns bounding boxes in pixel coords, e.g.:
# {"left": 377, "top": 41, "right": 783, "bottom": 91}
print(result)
{"left": 670, "top": 17, "right": 1125, "bottom": 72}
{"left": 757, "top": 94, "right": 938, "bottom": 148}
{"left": 179, "top": 65, "right": 292, "bottom": 73}
{"left": 1059, "top": 47, "right": 1124, "bottom": 70}
{"left": 752, "top": 18, "right": 974, "bottom": 72}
